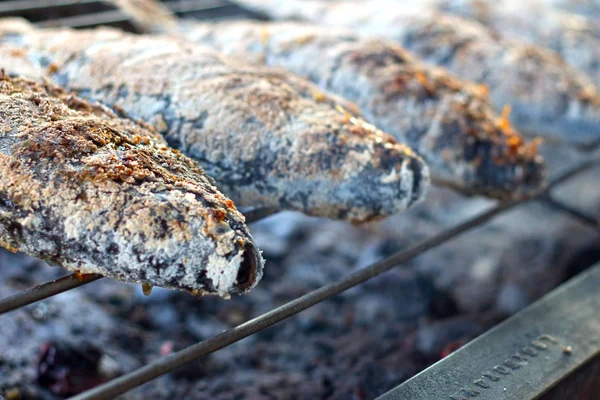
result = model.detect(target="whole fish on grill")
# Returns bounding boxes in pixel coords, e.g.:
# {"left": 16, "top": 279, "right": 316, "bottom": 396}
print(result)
{"left": 234, "top": 0, "right": 600, "bottom": 148}
{"left": 173, "top": 20, "right": 546, "bottom": 199}
{"left": 0, "top": 19, "right": 429, "bottom": 223}
{"left": 437, "top": 0, "right": 600, "bottom": 88}
{"left": 0, "top": 73, "right": 263, "bottom": 298}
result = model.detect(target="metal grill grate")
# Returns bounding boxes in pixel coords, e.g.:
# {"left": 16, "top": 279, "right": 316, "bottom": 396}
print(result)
{"left": 0, "top": 2, "right": 599, "bottom": 399}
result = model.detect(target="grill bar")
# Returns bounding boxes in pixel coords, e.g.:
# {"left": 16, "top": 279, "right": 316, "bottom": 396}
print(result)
{"left": 0, "top": 273, "right": 102, "bottom": 315}
{"left": 542, "top": 195, "right": 600, "bottom": 230}
{"left": 32, "top": 0, "right": 231, "bottom": 28}
{"left": 36, "top": 8, "right": 126, "bottom": 28}
{"left": 0, "top": 209, "right": 274, "bottom": 315}
{"left": 168, "top": 0, "right": 229, "bottom": 14}
{"left": 377, "top": 261, "right": 600, "bottom": 400}
{"left": 68, "top": 157, "right": 599, "bottom": 400}
{"left": 0, "top": 0, "right": 103, "bottom": 15}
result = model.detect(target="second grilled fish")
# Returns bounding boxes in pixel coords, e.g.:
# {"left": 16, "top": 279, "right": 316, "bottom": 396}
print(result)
{"left": 176, "top": 20, "right": 546, "bottom": 199}
{"left": 0, "top": 20, "right": 429, "bottom": 223}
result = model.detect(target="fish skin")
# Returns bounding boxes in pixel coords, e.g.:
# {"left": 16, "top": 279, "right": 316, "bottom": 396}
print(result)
{"left": 437, "top": 0, "right": 600, "bottom": 90}
{"left": 0, "top": 73, "right": 263, "bottom": 298}
{"left": 176, "top": 20, "right": 547, "bottom": 199}
{"left": 234, "top": 0, "right": 600, "bottom": 147}
{"left": 0, "top": 20, "right": 429, "bottom": 223}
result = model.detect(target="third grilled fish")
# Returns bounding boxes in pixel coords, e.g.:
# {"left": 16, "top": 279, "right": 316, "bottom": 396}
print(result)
{"left": 438, "top": 0, "right": 600, "bottom": 88}
{"left": 235, "top": 0, "right": 600, "bottom": 147}
{"left": 175, "top": 20, "right": 546, "bottom": 199}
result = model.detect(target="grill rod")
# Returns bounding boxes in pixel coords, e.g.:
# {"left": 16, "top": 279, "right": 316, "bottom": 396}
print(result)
{"left": 23, "top": 0, "right": 232, "bottom": 28}
{"left": 541, "top": 195, "right": 600, "bottom": 230}
{"left": 69, "top": 157, "right": 599, "bottom": 400}
{"left": 0, "top": 0, "right": 226, "bottom": 15}
{"left": 0, "top": 0, "right": 104, "bottom": 14}
{"left": 0, "top": 207, "right": 277, "bottom": 316}
{"left": 0, "top": 273, "right": 102, "bottom": 315}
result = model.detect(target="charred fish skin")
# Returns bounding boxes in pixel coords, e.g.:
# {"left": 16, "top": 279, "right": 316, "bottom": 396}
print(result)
{"left": 234, "top": 0, "right": 600, "bottom": 147}
{"left": 437, "top": 0, "right": 600, "bottom": 90}
{"left": 0, "top": 74, "right": 263, "bottom": 298}
{"left": 0, "top": 22, "right": 429, "bottom": 223}
{"left": 179, "top": 20, "right": 546, "bottom": 199}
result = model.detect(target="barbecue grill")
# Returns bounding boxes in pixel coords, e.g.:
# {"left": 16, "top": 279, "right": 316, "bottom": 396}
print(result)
{"left": 0, "top": 1, "right": 599, "bottom": 399}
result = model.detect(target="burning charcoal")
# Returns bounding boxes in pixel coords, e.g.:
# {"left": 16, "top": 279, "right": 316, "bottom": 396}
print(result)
{"left": 36, "top": 341, "right": 121, "bottom": 396}
{"left": 0, "top": 74, "right": 262, "bottom": 297}
{"left": 234, "top": 0, "right": 600, "bottom": 147}
{"left": 170, "top": 20, "right": 547, "bottom": 199}
{"left": 0, "top": 20, "right": 429, "bottom": 223}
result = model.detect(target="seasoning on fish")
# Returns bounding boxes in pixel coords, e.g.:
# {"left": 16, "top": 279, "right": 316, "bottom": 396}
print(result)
{"left": 437, "top": 0, "right": 600, "bottom": 88}
{"left": 0, "top": 73, "right": 263, "bottom": 298}
{"left": 0, "top": 20, "right": 429, "bottom": 223}
{"left": 234, "top": 0, "right": 600, "bottom": 147}
{"left": 176, "top": 20, "right": 547, "bottom": 199}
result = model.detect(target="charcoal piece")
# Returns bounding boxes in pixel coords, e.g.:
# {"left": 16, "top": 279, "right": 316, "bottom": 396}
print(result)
{"left": 175, "top": 20, "right": 547, "bottom": 199}
{"left": 234, "top": 0, "right": 600, "bottom": 147}
{"left": 0, "top": 74, "right": 262, "bottom": 297}
{"left": 36, "top": 340, "right": 120, "bottom": 396}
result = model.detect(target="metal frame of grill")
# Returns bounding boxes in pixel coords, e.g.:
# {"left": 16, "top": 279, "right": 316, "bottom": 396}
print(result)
{"left": 0, "top": 1, "right": 599, "bottom": 399}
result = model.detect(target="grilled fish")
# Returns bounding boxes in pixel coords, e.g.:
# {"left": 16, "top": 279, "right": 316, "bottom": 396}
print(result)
{"left": 437, "top": 0, "right": 600, "bottom": 88}
{"left": 0, "top": 73, "right": 263, "bottom": 298}
{"left": 234, "top": 0, "right": 600, "bottom": 147}
{"left": 175, "top": 20, "right": 546, "bottom": 199}
{"left": 0, "top": 20, "right": 429, "bottom": 223}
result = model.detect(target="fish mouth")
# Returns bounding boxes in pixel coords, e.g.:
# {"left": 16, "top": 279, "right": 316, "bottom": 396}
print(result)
{"left": 233, "top": 240, "right": 262, "bottom": 293}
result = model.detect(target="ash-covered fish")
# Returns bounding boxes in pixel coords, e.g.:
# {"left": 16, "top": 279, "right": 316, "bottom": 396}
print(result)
{"left": 235, "top": 0, "right": 600, "bottom": 147}
{"left": 0, "top": 20, "right": 429, "bottom": 223}
{"left": 176, "top": 20, "right": 546, "bottom": 199}
{"left": 0, "top": 73, "right": 263, "bottom": 298}
{"left": 437, "top": 0, "right": 600, "bottom": 88}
